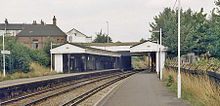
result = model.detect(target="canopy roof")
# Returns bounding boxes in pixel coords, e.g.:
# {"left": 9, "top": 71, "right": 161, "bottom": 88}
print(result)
{"left": 51, "top": 43, "right": 121, "bottom": 57}
{"left": 130, "top": 41, "right": 167, "bottom": 53}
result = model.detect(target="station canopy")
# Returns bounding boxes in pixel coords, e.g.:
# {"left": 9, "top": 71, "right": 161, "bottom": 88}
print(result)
{"left": 51, "top": 43, "right": 121, "bottom": 57}
{"left": 130, "top": 41, "right": 167, "bottom": 53}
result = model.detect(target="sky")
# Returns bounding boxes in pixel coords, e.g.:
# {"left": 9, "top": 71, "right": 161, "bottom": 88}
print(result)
{"left": 0, "top": 0, "right": 217, "bottom": 42}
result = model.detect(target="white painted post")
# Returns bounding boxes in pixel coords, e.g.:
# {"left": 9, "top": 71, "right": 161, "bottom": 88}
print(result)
{"left": 3, "top": 22, "right": 6, "bottom": 77}
{"left": 50, "top": 42, "right": 52, "bottom": 71}
{"left": 156, "top": 52, "right": 159, "bottom": 74}
{"left": 178, "top": 0, "right": 181, "bottom": 99}
{"left": 160, "top": 28, "right": 162, "bottom": 80}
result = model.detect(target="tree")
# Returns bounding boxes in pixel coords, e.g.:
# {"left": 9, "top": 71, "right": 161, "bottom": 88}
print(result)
{"left": 93, "top": 30, "right": 112, "bottom": 43}
{"left": 1, "top": 37, "right": 32, "bottom": 73}
{"left": 150, "top": 8, "right": 207, "bottom": 57}
{"left": 140, "top": 38, "right": 147, "bottom": 43}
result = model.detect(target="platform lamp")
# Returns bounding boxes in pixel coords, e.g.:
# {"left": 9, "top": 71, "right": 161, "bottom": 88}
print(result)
{"left": 106, "top": 21, "right": 109, "bottom": 43}
{"left": 152, "top": 28, "right": 162, "bottom": 80}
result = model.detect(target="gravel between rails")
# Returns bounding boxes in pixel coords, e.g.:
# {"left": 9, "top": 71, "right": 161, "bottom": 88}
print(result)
{"left": 2, "top": 72, "right": 122, "bottom": 106}
{"left": 4, "top": 79, "right": 85, "bottom": 106}
{"left": 77, "top": 78, "right": 126, "bottom": 106}
{"left": 35, "top": 75, "right": 125, "bottom": 106}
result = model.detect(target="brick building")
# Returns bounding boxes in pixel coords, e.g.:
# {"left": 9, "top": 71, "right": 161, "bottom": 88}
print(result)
{"left": 16, "top": 16, "right": 67, "bottom": 49}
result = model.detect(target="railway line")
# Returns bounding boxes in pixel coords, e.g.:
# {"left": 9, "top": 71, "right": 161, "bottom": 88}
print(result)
{"left": 0, "top": 70, "right": 141, "bottom": 106}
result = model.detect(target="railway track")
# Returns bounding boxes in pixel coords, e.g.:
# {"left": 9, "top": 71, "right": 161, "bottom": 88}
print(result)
{"left": 0, "top": 71, "right": 137, "bottom": 106}
{"left": 61, "top": 72, "right": 135, "bottom": 106}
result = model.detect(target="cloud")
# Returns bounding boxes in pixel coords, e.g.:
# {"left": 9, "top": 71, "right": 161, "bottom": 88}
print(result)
{"left": 0, "top": 0, "right": 216, "bottom": 42}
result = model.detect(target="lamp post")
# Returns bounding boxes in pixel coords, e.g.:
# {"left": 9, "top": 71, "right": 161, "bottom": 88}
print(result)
{"left": 106, "top": 21, "right": 109, "bottom": 43}
{"left": 152, "top": 28, "right": 162, "bottom": 80}
{"left": 177, "top": 0, "right": 181, "bottom": 99}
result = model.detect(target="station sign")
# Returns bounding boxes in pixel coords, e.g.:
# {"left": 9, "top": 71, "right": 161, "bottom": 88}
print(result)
{"left": 1, "top": 50, "right": 11, "bottom": 54}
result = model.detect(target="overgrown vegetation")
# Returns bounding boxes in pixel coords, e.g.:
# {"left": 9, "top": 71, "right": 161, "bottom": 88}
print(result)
{"left": 0, "top": 62, "right": 56, "bottom": 82}
{"left": 131, "top": 56, "right": 148, "bottom": 69}
{"left": 163, "top": 68, "right": 220, "bottom": 106}
{"left": 0, "top": 37, "right": 53, "bottom": 80}
{"left": 150, "top": 0, "right": 220, "bottom": 60}
{"left": 166, "top": 56, "right": 220, "bottom": 73}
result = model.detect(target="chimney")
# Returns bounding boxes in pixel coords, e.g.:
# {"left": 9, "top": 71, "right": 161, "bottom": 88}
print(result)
{"left": 5, "top": 18, "right": 8, "bottom": 25}
{"left": 41, "top": 19, "right": 44, "bottom": 25}
{"left": 32, "top": 20, "right": 37, "bottom": 25}
{"left": 53, "top": 16, "right": 56, "bottom": 25}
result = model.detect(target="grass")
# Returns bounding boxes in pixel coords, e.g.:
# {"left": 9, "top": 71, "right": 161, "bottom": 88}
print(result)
{"left": 163, "top": 68, "right": 220, "bottom": 106}
{"left": 0, "top": 62, "right": 57, "bottom": 82}
{"left": 132, "top": 56, "right": 150, "bottom": 69}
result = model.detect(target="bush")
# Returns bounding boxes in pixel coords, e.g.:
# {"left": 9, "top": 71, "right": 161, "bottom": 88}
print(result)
{"left": 30, "top": 49, "right": 49, "bottom": 66}
{"left": 167, "top": 75, "right": 174, "bottom": 87}
{"left": 1, "top": 37, "right": 32, "bottom": 73}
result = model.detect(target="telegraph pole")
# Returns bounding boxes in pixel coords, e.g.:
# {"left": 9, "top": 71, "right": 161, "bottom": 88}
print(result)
{"left": 177, "top": 0, "right": 181, "bottom": 99}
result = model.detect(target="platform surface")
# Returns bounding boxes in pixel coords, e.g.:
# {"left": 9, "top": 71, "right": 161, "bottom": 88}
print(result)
{"left": 0, "top": 69, "right": 117, "bottom": 88}
{"left": 99, "top": 72, "right": 190, "bottom": 106}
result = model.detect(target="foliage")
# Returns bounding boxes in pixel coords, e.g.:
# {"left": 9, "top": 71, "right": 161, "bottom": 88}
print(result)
{"left": 43, "top": 38, "right": 52, "bottom": 57}
{"left": 30, "top": 49, "right": 49, "bottom": 66}
{"left": 131, "top": 56, "right": 148, "bottom": 69}
{"left": 0, "top": 37, "right": 32, "bottom": 73}
{"left": 0, "top": 62, "right": 56, "bottom": 82}
{"left": 150, "top": 8, "right": 207, "bottom": 57}
{"left": 163, "top": 68, "right": 220, "bottom": 106}
{"left": 140, "top": 38, "right": 147, "bottom": 43}
{"left": 166, "top": 75, "right": 174, "bottom": 87}
{"left": 93, "top": 30, "right": 112, "bottom": 43}
{"left": 0, "top": 37, "right": 51, "bottom": 74}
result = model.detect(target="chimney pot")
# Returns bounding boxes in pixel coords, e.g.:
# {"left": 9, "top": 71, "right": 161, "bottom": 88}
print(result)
{"left": 53, "top": 16, "right": 56, "bottom": 25}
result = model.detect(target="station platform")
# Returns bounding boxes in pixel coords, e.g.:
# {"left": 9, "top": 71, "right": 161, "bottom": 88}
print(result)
{"left": 98, "top": 71, "right": 190, "bottom": 106}
{"left": 0, "top": 69, "right": 119, "bottom": 89}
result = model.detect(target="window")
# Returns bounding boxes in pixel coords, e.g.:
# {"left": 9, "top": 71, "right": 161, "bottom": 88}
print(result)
{"left": 57, "top": 39, "right": 60, "bottom": 43}
{"left": 32, "top": 40, "right": 38, "bottom": 49}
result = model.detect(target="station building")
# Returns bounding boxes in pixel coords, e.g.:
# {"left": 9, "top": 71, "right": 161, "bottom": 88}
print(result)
{"left": 51, "top": 41, "right": 167, "bottom": 73}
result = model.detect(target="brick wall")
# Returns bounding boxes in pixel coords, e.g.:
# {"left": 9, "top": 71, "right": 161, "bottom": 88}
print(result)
{"left": 16, "top": 36, "right": 66, "bottom": 49}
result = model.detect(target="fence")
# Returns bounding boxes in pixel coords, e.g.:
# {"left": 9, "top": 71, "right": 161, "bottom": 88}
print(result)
{"left": 165, "top": 62, "right": 220, "bottom": 83}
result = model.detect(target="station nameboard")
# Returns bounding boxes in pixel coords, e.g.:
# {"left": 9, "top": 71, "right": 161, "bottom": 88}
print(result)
{"left": 1, "top": 50, "right": 11, "bottom": 54}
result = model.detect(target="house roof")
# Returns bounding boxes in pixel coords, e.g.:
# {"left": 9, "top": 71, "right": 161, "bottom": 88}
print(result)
{"left": 17, "top": 24, "right": 67, "bottom": 37}
{"left": 66, "top": 28, "right": 91, "bottom": 38}
{"left": 0, "top": 24, "right": 24, "bottom": 30}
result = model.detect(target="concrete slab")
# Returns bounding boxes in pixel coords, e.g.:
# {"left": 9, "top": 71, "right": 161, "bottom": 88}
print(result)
{"left": 98, "top": 72, "right": 190, "bottom": 106}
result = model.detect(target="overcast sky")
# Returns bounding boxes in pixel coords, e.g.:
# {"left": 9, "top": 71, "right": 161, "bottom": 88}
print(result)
{"left": 0, "top": 0, "right": 217, "bottom": 42}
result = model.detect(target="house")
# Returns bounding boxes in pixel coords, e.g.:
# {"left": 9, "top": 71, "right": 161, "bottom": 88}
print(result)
{"left": 66, "top": 28, "right": 92, "bottom": 43}
{"left": 0, "top": 19, "right": 24, "bottom": 36}
{"left": 16, "top": 16, "right": 67, "bottom": 49}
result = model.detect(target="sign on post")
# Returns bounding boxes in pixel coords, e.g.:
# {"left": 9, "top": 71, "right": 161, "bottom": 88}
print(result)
{"left": 1, "top": 50, "right": 11, "bottom": 54}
